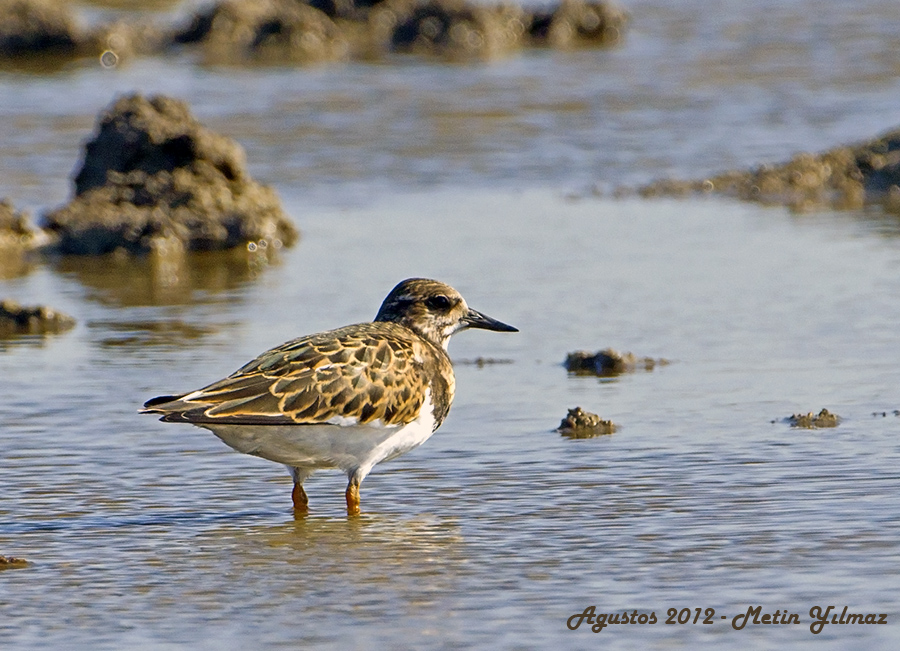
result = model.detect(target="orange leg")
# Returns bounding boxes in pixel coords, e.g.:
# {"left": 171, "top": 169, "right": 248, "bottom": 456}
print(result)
{"left": 345, "top": 481, "right": 360, "bottom": 516}
{"left": 292, "top": 483, "right": 309, "bottom": 514}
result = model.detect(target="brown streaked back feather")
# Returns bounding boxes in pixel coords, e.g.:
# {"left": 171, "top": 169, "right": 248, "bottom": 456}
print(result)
{"left": 143, "top": 322, "right": 454, "bottom": 428}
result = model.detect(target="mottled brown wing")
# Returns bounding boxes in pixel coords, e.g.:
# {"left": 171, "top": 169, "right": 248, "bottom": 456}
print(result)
{"left": 154, "top": 323, "right": 429, "bottom": 427}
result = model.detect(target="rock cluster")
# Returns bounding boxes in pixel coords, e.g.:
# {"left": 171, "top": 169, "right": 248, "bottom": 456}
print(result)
{"left": 0, "top": 0, "right": 628, "bottom": 66}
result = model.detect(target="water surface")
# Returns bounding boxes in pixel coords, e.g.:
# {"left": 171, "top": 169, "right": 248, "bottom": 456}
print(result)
{"left": 4, "top": 192, "right": 900, "bottom": 649}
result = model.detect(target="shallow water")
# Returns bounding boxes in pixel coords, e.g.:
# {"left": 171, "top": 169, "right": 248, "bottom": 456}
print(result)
{"left": 4, "top": 192, "right": 900, "bottom": 649}
{"left": 3, "top": 0, "right": 900, "bottom": 649}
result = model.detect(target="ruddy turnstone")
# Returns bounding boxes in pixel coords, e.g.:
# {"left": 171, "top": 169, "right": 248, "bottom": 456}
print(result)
{"left": 142, "top": 278, "right": 517, "bottom": 515}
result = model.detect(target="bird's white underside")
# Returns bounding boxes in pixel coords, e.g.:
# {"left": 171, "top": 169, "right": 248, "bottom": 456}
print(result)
{"left": 200, "top": 388, "right": 438, "bottom": 482}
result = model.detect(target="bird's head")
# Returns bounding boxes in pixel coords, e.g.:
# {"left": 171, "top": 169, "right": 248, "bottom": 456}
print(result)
{"left": 375, "top": 278, "right": 518, "bottom": 349}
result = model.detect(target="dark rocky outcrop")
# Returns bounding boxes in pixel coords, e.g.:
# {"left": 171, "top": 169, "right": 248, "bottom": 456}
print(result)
{"left": 43, "top": 94, "right": 298, "bottom": 255}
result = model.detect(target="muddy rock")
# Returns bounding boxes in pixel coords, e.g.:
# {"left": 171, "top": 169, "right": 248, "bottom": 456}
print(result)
{"left": 0, "top": 555, "right": 29, "bottom": 570}
{"left": 0, "top": 0, "right": 80, "bottom": 58}
{"left": 638, "top": 126, "right": 900, "bottom": 213}
{"left": 785, "top": 408, "right": 841, "bottom": 429}
{"left": 0, "top": 0, "right": 160, "bottom": 66}
{"left": 388, "top": 0, "right": 528, "bottom": 60}
{"left": 43, "top": 94, "right": 298, "bottom": 255}
{"left": 565, "top": 347, "right": 667, "bottom": 376}
{"left": 557, "top": 406, "right": 616, "bottom": 438}
{"left": 171, "top": 0, "right": 349, "bottom": 64}
{"left": 0, "top": 299, "right": 75, "bottom": 336}
{"left": 0, "top": 199, "right": 48, "bottom": 250}
{"left": 0, "top": 199, "right": 51, "bottom": 278}
{"left": 528, "top": 0, "right": 627, "bottom": 48}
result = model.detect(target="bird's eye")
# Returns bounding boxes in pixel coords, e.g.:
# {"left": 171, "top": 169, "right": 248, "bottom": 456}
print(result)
{"left": 425, "top": 295, "right": 452, "bottom": 311}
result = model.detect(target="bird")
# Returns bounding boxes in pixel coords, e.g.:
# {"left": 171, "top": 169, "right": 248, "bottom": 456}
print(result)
{"left": 142, "top": 278, "right": 517, "bottom": 516}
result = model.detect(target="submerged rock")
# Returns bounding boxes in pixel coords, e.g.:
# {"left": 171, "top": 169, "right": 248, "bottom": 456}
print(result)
{"left": 565, "top": 348, "right": 668, "bottom": 376}
{"left": 171, "top": 0, "right": 349, "bottom": 64}
{"left": 0, "top": 299, "right": 75, "bottom": 336}
{"left": 785, "top": 408, "right": 841, "bottom": 429}
{"left": 43, "top": 94, "right": 298, "bottom": 255}
{"left": 557, "top": 406, "right": 616, "bottom": 438}
{"left": 638, "top": 126, "right": 900, "bottom": 213}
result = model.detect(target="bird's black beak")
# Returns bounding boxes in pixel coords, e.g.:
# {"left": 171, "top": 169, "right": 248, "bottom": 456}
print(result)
{"left": 462, "top": 308, "right": 518, "bottom": 333}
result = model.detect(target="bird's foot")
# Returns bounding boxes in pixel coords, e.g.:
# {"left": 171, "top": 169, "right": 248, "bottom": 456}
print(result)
{"left": 345, "top": 483, "right": 360, "bottom": 516}
{"left": 292, "top": 483, "right": 309, "bottom": 516}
